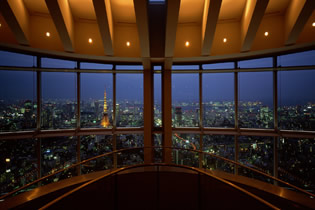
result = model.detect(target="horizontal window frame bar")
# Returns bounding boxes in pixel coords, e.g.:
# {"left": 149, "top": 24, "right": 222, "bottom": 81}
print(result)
{"left": 1, "top": 128, "right": 314, "bottom": 140}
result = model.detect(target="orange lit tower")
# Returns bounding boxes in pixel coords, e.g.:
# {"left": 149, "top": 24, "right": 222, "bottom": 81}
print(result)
{"left": 100, "top": 89, "right": 110, "bottom": 128}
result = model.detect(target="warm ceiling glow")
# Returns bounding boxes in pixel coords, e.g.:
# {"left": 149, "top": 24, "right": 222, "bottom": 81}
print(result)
{"left": 223, "top": 38, "right": 227, "bottom": 43}
{"left": 5, "top": 158, "right": 10, "bottom": 163}
{"left": 312, "top": 22, "right": 315, "bottom": 27}
{"left": 126, "top": 41, "right": 130, "bottom": 47}
{"left": 0, "top": 23, "right": 2, "bottom": 27}
{"left": 88, "top": 38, "right": 93, "bottom": 44}
{"left": 185, "top": 41, "right": 190, "bottom": 47}
{"left": 264, "top": 32, "right": 269, "bottom": 36}
{"left": 46, "top": 32, "right": 50, "bottom": 37}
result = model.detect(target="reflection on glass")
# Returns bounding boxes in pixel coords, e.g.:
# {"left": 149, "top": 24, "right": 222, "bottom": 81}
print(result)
{"left": 0, "top": 51, "right": 36, "bottom": 67}
{"left": 239, "top": 72, "right": 273, "bottom": 128}
{"left": 41, "top": 136, "right": 77, "bottom": 180}
{"left": 202, "top": 62, "right": 234, "bottom": 69}
{"left": 116, "top": 74, "right": 143, "bottom": 127}
{"left": 279, "top": 138, "right": 315, "bottom": 193}
{"left": 81, "top": 73, "right": 113, "bottom": 128}
{"left": 81, "top": 135, "right": 113, "bottom": 174}
{"left": 0, "top": 139, "right": 37, "bottom": 195}
{"left": 172, "top": 134, "right": 199, "bottom": 167}
{"left": 172, "top": 74, "right": 199, "bottom": 127}
{"left": 117, "top": 134, "right": 144, "bottom": 167}
{"left": 80, "top": 62, "right": 113, "bottom": 70}
{"left": 278, "top": 50, "right": 315, "bottom": 67}
{"left": 238, "top": 57, "right": 272, "bottom": 68}
{"left": 278, "top": 70, "right": 315, "bottom": 131}
{"left": 42, "top": 58, "right": 76, "bottom": 68}
{"left": 0, "top": 71, "right": 37, "bottom": 132}
{"left": 203, "top": 135, "right": 234, "bottom": 173}
{"left": 172, "top": 65, "right": 199, "bottom": 70}
{"left": 203, "top": 73, "right": 234, "bottom": 127}
{"left": 41, "top": 72, "right": 76, "bottom": 129}
{"left": 154, "top": 73, "right": 162, "bottom": 127}
{"left": 239, "top": 136, "right": 273, "bottom": 183}
{"left": 116, "top": 65, "right": 143, "bottom": 70}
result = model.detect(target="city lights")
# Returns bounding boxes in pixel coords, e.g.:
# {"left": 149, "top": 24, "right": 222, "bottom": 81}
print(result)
{"left": 5, "top": 158, "right": 10, "bottom": 163}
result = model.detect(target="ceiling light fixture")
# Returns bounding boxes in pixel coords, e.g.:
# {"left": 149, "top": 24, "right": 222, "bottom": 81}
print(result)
{"left": 88, "top": 38, "right": 93, "bottom": 44}
{"left": 312, "top": 22, "right": 315, "bottom": 27}
{"left": 126, "top": 41, "right": 130, "bottom": 47}
{"left": 264, "top": 31, "right": 269, "bottom": 36}
{"left": 46, "top": 32, "right": 50, "bottom": 37}
{"left": 185, "top": 41, "right": 190, "bottom": 47}
{"left": 5, "top": 158, "right": 10, "bottom": 163}
{"left": 0, "top": 23, "right": 2, "bottom": 27}
{"left": 223, "top": 38, "right": 227, "bottom": 43}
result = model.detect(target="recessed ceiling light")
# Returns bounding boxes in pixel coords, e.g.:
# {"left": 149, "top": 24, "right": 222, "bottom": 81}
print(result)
{"left": 264, "top": 31, "right": 269, "bottom": 36}
{"left": 126, "top": 41, "right": 130, "bottom": 47}
{"left": 185, "top": 41, "right": 190, "bottom": 47}
{"left": 312, "top": 22, "right": 315, "bottom": 27}
{"left": 5, "top": 158, "right": 10, "bottom": 163}
{"left": 46, "top": 32, "right": 50, "bottom": 37}
{"left": 88, "top": 38, "right": 93, "bottom": 44}
{"left": 223, "top": 38, "right": 227, "bottom": 43}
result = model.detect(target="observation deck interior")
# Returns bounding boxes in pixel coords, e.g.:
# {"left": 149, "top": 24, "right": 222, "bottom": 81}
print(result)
{"left": 0, "top": 0, "right": 315, "bottom": 209}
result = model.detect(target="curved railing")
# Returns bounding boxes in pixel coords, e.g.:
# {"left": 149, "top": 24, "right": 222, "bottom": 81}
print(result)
{"left": 39, "top": 163, "right": 280, "bottom": 210}
{"left": 0, "top": 146, "right": 314, "bottom": 201}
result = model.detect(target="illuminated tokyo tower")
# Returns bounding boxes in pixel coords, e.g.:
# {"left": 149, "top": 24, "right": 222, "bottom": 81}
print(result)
{"left": 100, "top": 89, "right": 110, "bottom": 128}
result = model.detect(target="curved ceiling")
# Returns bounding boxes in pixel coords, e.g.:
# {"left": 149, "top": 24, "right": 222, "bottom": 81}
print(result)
{"left": 0, "top": 0, "right": 314, "bottom": 64}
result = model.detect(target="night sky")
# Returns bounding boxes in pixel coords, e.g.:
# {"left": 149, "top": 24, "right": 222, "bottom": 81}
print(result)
{"left": 0, "top": 50, "right": 314, "bottom": 106}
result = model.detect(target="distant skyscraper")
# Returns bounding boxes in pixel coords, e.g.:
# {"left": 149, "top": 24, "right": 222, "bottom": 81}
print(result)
{"left": 175, "top": 107, "right": 182, "bottom": 126}
{"left": 100, "top": 89, "right": 110, "bottom": 128}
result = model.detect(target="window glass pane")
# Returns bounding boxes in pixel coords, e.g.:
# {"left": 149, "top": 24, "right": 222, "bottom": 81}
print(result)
{"left": 239, "top": 72, "right": 273, "bottom": 128}
{"left": 41, "top": 72, "right": 76, "bottom": 129}
{"left": 116, "top": 134, "right": 144, "bottom": 167}
{"left": 172, "top": 74, "right": 199, "bottom": 127}
{"left": 116, "top": 65, "right": 143, "bottom": 70}
{"left": 116, "top": 74, "right": 143, "bottom": 127}
{"left": 203, "top": 73, "right": 234, "bottom": 127}
{"left": 0, "top": 139, "right": 37, "bottom": 195}
{"left": 154, "top": 73, "right": 162, "bottom": 127}
{"left": 279, "top": 138, "right": 315, "bottom": 192}
{"left": 239, "top": 136, "right": 273, "bottom": 184}
{"left": 0, "top": 51, "right": 36, "bottom": 67}
{"left": 0, "top": 70, "right": 37, "bottom": 132}
{"left": 81, "top": 135, "right": 113, "bottom": 174}
{"left": 278, "top": 70, "right": 315, "bottom": 131}
{"left": 153, "top": 66, "right": 162, "bottom": 70}
{"left": 278, "top": 50, "right": 315, "bottom": 67}
{"left": 238, "top": 57, "right": 272, "bottom": 68}
{"left": 203, "top": 135, "right": 234, "bottom": 173}
{"left": 42, "top": 58, "right": 76, "bottom": 68}
{"left": 81, "top": 73, "right": 113, "bottom": 128}
{"left": 172, "top": 65, "right": 199, "bottom": 70}
{"left": 80, "top": 62, "right": 113, "bottom": 70}
{"left": 41, "top": 136, "right": 77, "bottom": 181}
{"left": 172, "top": 133, "right": 200, "bottom": 167}
{"left": 154, "top": 134, "right": 162, "bottom": 163}
{"left": 202, "top": 62, "right": 234, "bottom": 69}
